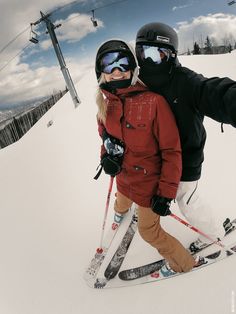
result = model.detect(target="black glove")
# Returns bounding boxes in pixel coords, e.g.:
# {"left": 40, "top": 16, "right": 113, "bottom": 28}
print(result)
{"left": 94, "top": 131, "right": 124, "bottom": 180}
{"left": 100, "top": 153, "right": 123, "bottom": 177}
{"left": 151, "top": 195, "right": 172, "bottom": 216}
{"left": 103, "top": 131, "right": 124, "bottom": 157}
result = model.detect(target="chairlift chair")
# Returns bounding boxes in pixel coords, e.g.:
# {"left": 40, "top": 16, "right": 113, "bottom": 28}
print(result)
{"left": 29, "top": 23, "right": 39, "bottom": 44}
{"left": 91, "top": 10, "right": 98, "bottom": 27}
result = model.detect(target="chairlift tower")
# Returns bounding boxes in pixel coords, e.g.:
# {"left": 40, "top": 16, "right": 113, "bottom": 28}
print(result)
{"left": 32, "top": 12, "right": 80, "bottom": 108}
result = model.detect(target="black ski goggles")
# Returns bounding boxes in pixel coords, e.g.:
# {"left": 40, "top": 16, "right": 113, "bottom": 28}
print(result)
{"left": 100, "top": 51, "right": 132, "bottom": 74}
{"left": 136, "top": 44, "right": 175, "bottom": 64}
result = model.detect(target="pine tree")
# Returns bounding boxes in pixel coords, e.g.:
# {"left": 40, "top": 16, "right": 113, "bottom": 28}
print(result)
{"left": 193, "top": 42, "right": 201, "bottom": 55}
{"left": 204, "top": 36, "right": 213, "bottom": 54}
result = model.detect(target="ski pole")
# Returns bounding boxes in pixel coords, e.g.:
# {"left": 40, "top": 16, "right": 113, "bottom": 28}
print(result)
{"left": 97, "top": 176, "right": 114, "bottom": 254}
{"left": 170, "top": 213, "right": 234, "bottom": 254}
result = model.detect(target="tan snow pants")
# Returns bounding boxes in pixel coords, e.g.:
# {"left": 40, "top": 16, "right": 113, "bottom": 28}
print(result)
{"left": 114, "top": 191, "right": 195, "bottom": 273}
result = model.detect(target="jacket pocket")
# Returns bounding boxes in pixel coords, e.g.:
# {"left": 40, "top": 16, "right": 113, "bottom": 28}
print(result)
{"left": 124, "top": 120, "right": 149, "bottom": 151}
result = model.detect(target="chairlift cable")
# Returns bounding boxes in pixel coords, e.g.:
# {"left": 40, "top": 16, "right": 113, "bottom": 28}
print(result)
{"left": 0, "top": 25, "right": 30, "bottom": 56}
{"left": 46, "top": 0, "right": 79, "bottom": 16}
{"left": 91, "top": 0, "right": 129, "bottom": 12}
{"left": 49, "top": 0, "right": 130, "bottom": 19}
{"left": 0, "top": 43, "right": 31, "bottom": 72}
{"left": 55, "top": 0, "right": 129, "bottom": 27}
{"left": 0, "top": 30, "right": 43, "bottom": 73}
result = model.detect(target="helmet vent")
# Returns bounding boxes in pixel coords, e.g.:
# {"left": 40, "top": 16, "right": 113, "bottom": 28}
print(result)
{"left": 146, "top": 30, "right": 156, "bottom": 41}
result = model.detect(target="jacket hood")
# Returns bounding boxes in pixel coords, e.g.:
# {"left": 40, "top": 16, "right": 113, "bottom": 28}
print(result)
{"left": 100, "top": 82, "right": 148, "bottom": 101}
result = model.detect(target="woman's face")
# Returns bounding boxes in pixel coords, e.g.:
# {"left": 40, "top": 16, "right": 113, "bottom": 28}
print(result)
{"left": 104, "top": 68, "right": 131, "bottom": 82}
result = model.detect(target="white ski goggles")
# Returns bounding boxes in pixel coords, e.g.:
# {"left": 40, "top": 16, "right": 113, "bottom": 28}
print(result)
{"left": 100, "top": 52, "right": 132, "bottom": 74}
{"left": 137, "top": 45, "right": 175, "bottom": 64}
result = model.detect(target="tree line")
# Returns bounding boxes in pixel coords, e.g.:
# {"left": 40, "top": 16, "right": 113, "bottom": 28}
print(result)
{"left": 187, "top": 34, "right": 236, "bottom": 55}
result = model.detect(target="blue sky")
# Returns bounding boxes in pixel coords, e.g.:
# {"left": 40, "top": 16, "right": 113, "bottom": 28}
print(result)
{"left": 29, "top": 0, "right": 236, "bottom": 64}
{"left": 0, "top": 0, "right": 236, "bottom": 107}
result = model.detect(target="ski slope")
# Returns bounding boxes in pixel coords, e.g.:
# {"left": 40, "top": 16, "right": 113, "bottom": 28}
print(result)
{"left": 0, "top": 52, "right": 235, "bottom": 314}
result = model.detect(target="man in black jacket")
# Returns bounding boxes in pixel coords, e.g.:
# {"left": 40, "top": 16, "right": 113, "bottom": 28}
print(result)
{"left": 135, "top": 22, "right": 236, "bottom": 252}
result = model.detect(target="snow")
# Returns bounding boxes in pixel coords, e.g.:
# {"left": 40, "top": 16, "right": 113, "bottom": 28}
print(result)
{"left": 0, "top": 52, "right": 236, "bottom": 314}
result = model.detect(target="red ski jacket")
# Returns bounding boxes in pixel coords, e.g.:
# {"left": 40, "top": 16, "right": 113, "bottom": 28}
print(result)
{"left": 98, "top": 83, "right": 182, "bottom": 207}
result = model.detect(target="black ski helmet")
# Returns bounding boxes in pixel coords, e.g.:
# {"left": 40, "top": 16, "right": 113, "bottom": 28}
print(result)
{"left": 95, "top": 39, "right": 137, "bottom": 82}
{"left": 136, "top": 22, "right": 178, "bottom": 53}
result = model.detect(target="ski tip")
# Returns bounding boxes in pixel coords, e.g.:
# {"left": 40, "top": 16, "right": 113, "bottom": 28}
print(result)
{"left": 112, "top": 222, "right": 119, "bottom": 230}
{"left": 96, "top": 247, "right": 103, "bottom": 254}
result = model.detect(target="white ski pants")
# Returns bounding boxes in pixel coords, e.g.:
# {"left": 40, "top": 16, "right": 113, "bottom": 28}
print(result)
{"left": 176, "top": 181, "right": 225, "bottom": 243}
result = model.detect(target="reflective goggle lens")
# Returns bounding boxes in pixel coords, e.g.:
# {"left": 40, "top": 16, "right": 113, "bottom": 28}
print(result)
{"left": 137, "top": 45, "right": 173, "bottom": 64}
{"left": 100, "top": 52, "right": 131, "bottom": 74}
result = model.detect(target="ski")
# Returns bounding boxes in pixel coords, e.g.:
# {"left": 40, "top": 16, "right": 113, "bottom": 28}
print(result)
{"left": 119, "top": 217, "right": 236, "bottom": 281}
{"left": 144, "top": 241, "right": 236, "bottom": 283}
{"left": 89, "top": 239, "right": 236, "bottom": 289}
{"left": 84, "top": 209, "right": 132, "bottom": 282}
{"left": 93, "top": 210, "right": 138, "bottom": 289}
{"left": 119, "top": 259, "right": 165, "bottom": 281}
{"left": 104, "top": 211, "right": 138, "bottom": 279}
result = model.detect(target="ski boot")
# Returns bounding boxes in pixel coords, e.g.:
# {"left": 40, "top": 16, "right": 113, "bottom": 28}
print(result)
{"left": 189, "top": 238, "right": 210, "bottom": 253}
{"left": 223, "top": 218, "right": 235, "bottom": 235}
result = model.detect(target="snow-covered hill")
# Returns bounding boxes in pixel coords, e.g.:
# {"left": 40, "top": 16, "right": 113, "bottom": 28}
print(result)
{"left": 0, "top": 53, "right": 235, "bottom": 314}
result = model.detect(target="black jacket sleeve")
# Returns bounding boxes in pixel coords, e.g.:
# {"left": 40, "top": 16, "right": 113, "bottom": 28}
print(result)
{"left": 181, "top": 67, "right": 236, "bottom": 128}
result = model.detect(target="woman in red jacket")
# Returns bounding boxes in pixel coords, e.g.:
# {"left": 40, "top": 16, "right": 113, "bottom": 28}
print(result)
{"left": 95, "top": 39, "right": 195, "bottom": 274}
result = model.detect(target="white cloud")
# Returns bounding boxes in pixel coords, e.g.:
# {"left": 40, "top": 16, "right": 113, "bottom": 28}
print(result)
{"left": 0, "top": 60, "right": 61, "bottom": 105}
{"left": 0, "top": 54, "right": 93, "bottom": 105}
{"left": 56, "top": 13, "right": 103, "bottom": 43}
{"left": 40, "top": 39, "right": 53, "bottom": 51}
{"left": 0, "top": 1, "right": 78, "bottom": 50}
{"left": 35, "top": 12, "right": 104, "bottom": 51}
{"left": 177, "top": 13, "right": 236, "bottom": 53}
{"left": 0, "top": 1, "right": 77, "bottom": 76}
{"left": 172, "top": 4, "right": 192, "bottom": 11}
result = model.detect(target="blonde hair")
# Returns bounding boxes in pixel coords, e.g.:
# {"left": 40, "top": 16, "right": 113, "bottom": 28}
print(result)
{"left": 95, "top": 39, "right": 141, "bottom": 124}
{"left": 96, "top": 73, "right": 107, "bottom": 124}
{"left": 95, "top": 72, "right": 146, "bottom": 124}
